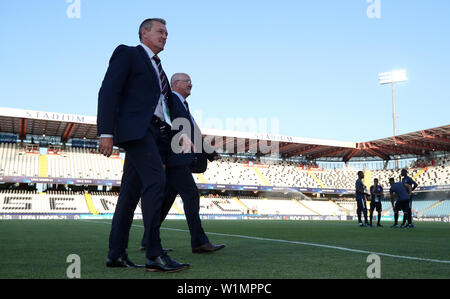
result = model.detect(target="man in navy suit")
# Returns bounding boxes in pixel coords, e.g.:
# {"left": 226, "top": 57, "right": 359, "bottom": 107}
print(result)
{"left": 140, "top": 73, "right": 225, "bottom": 253}
{"left": 97, "top": 18, "right": 189, "bottom": 272}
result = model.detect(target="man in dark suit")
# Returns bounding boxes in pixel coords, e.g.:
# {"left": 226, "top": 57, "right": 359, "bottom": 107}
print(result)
{"left": 97, "top": 18, "right": 189, "bottom": 273}
{"left": 140, "top": 73, "right": 225, "bottom": 253}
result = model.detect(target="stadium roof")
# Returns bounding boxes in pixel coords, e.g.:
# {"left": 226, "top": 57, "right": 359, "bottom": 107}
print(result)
{"left": 1, "top": 107, "right": 449, "bottom": 162}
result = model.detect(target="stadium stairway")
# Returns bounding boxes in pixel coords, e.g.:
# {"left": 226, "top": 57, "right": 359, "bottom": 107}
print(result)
{"left": 364, "top": 170, "right": 372, "bottom": 189}
{"left": 232, "top": 197, "right": 250, "bottom": 213}
{"left": 306, "top": 170, "right": 326, "bottom": 189}
{"left": 329, "top": 199, "right": 349, "bottom": 215}
{"left": 84, "top": 193, "right": 99, "bottom": 215}
{"left": 363, "top": 170, "right": 372, "bottom": 208}
{"left": 417, "top": 199, "right": 445, "bottom": 218}
{"left": 39, "top": 155, "right": 48, "bottom": 177}
{"left": 292, "top": 198, "right": 320, "bottom": 215}
{"left": 196, "top": 173, "right": 208, "bottom": 184}
{"left": 413, "top": 167, "right": 428, "bottom": 181}
{"left": 252, "top": 167, "right": 270, "bottom": 186}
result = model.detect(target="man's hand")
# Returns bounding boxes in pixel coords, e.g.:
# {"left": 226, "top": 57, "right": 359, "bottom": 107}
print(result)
{"left": 179, "top": 134, "right": 195, "bottom": 154}
{"left": 99, "top": 137, "right": 114, "bottom": 157}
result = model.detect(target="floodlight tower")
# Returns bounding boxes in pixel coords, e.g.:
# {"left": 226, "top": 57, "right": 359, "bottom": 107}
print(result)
{"left": 378, "top": 70, "right": 408, "bottom": 137}
{"left": 378, "top": 70, "right": 408, "bottom": 168}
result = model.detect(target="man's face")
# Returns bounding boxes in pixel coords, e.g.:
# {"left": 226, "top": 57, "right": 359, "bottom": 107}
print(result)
{"left": 173, "top": 74, "right": 193, "bottom": 99}
{"left": 141, "top": 21, "right": 168, "bottom": 54}
{"left": 374, "top": 179, "right": 378, "bottom": 185}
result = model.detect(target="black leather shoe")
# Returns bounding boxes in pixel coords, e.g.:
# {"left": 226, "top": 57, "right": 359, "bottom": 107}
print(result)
{"left": 106, "top": 256, "right": 144, "bottom": 268}
{"left": 145, "top": 254, "right": 190, "bottom": 273}
{"left": 192, "top": 242, "right": 225, "bottom": 253}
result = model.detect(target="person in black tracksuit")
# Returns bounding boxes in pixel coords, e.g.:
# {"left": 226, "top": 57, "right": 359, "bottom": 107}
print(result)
{"left": 400, "top": 169, "right": 418, "bottom": 228}
{"left": 355, "top": 171, "right": 370, "bottom": 227}
{"left": 369, "top": 178, "right": 383, "bottom": 227}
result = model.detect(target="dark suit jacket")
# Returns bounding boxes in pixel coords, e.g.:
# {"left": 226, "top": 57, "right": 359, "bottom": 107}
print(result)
{"left": 97, "top": 44, "right": 173, "bottom": 146}
{"left": 167, "top": 92, "right": 217, "bottom": 168}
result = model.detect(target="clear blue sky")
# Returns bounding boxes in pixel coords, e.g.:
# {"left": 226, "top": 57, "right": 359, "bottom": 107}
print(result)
{"left": 1, "top": 0, "right": 449, "bottom": 142}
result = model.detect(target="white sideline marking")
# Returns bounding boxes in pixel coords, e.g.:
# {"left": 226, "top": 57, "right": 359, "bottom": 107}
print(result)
{"left": 81, "top": 220, "right": 450, "bottom": 265}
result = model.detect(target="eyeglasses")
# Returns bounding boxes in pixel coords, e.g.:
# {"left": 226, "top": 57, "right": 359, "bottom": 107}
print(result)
{"left": 177, "top": 80, "right": 192, "bottom": 84}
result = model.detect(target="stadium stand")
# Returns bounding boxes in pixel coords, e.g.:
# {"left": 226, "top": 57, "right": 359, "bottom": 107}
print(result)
{"left": 46, "top": 147, "right": 123, "bottom": 179}
{"left": 239, "top": 197, "right": 316, "bottom": 215}
{"left": 199, "top": 158, "right": 263, "bottom": 186}
{"left": 300, "top": 200, "right": 348, "bottom": 216}
{"left": 421, "top": 199, "right": 450, "bottom": 217}
{"left": 0, "top": 109, "right": 449, "bottom": 220}
{"left": 0, "top": 190, "right": 89, "bottom": 214}
{"left": 197, "top": 196, "right": 247, "bottom": 215}
{"left": 256, "top": 161, "right": 321, "bottom": 188}
{"left": 1, "top": 189, "right": 449, "bottom": 219}
{"left": 0, "top": 143, "right": 40, "bottom": 177}
{"left": 90, "top": 191, "right": 142, "bottom": 214}
{"left": 2, "top": 143, "right": 450, "bottom": 191}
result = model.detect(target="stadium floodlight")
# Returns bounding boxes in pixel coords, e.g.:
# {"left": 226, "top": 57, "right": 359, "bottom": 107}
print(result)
{"left": 378, "top": 70, "right": 408, "bottom": 85}
{"left": 378, "top": 70, "right": 408, "bottom": 137}
{"left": 378, "top": 69, "right": 408, "bottom": 168}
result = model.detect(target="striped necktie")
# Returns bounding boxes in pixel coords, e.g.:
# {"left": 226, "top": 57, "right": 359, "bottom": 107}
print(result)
{"left": 152, "top": 55, "right": 171, "bottom": 120}
{"left": 152, "top": 55, "right": 169, "bottom": 99}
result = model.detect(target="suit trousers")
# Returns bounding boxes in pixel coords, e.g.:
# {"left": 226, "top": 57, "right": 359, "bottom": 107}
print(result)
{"left": 142, "top": 165, "right": 209, "bottom": 249}
{"left": 108, "top": 122, "right": 168, "bottom": 260}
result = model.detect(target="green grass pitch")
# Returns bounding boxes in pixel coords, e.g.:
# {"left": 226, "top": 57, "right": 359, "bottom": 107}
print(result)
{"left": 1, "top": 219, "right": 449, "bottom": 279}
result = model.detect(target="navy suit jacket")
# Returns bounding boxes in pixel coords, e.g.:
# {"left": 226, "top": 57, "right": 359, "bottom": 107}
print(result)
{"left": 97, "top": 44, "right": 173, "bottom": 146}
{"left": 167, "top": 92, "right": 217, "bottom": 168}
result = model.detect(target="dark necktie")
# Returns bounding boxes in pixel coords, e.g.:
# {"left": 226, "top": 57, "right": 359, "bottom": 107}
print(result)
{"left": 184, "top": 100, "right": 190, "bottom": 115}
{"left": 184, "top": 100, "right": 196, "bottom": 125}
{"left": 152, "top": 55, "right": 170, "bottom": 117}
